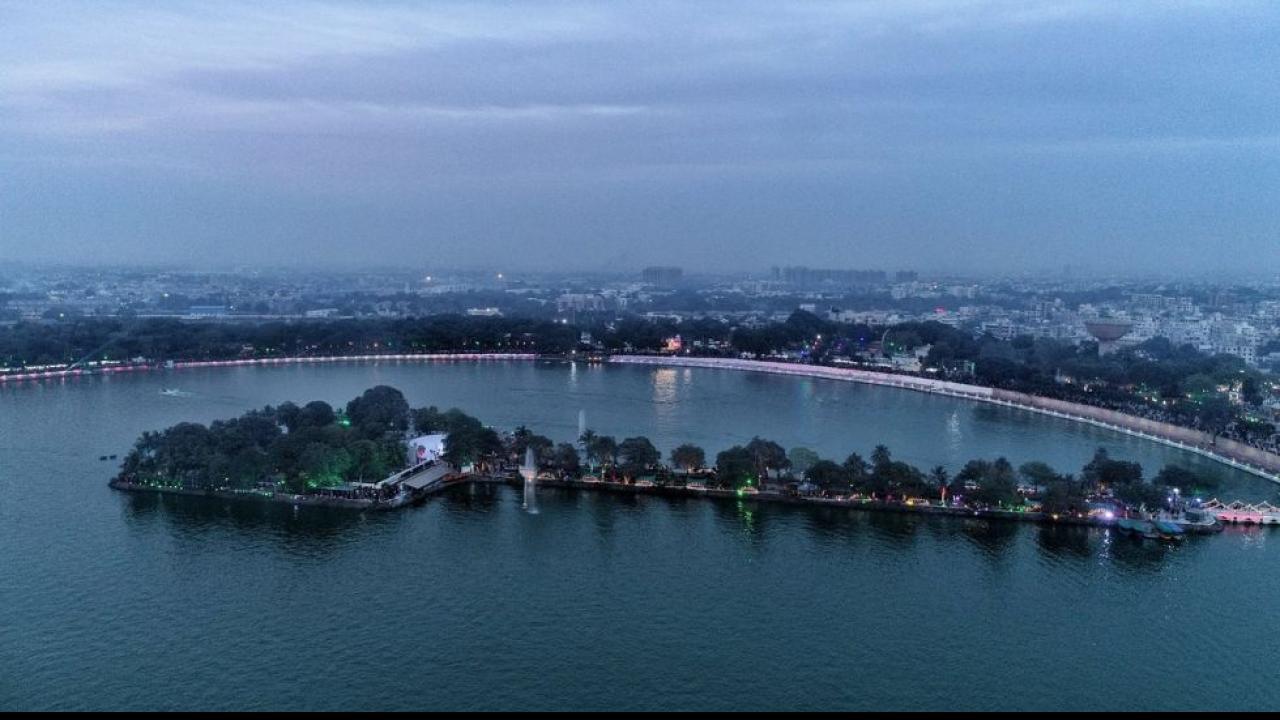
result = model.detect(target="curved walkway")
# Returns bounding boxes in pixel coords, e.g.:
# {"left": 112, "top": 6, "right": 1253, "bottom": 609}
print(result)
{"left": 0, "top": 352, "right": 539, "bottom": 383}
{"left": 610, "top": 355, "right": 1280, "bottom": 485}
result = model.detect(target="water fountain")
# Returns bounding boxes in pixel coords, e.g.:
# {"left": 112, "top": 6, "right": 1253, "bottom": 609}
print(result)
{"left": 520, "top": 445, "right": 538, "bottom": 513}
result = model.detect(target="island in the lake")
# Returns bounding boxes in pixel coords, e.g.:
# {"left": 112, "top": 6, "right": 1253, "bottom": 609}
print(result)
{"left": 112, "top": 385, "right": 1257, "bottom": 537}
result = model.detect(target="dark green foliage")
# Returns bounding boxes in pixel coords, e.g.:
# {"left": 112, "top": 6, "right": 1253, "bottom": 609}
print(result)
{"left": 714, "top": 446, "right": 755, "bottom": 489}
{"left": 585, "top": 435, "right": 618, "bottom": 469}
{"left": 805, "top": 460, "right": 848, "bottom": 493}
{"left": 0, "top": 315, "right": 579, "bottom": 368}
{"left": 670, "top": 444, "right": 706, "bottom": 472}
{"left": 745, "top": 437, "right": 789, "bottom": 480}
{"left": 117, "top": 395, "right": 406, "bottom": 493}
{"left": 552, "top": 443, "right": 580, "bottom": 474}
{"left": 618, "top": 436, "right": 661, "bottom": 477}
{"left": 1153, "top": 464, "right": 1219, "bottom": 495}
{"left": 957, "top": 457, "right": 1021, "bottom": 507}
{"left": 345, "top": 386, "right": 409, "bottom": 438}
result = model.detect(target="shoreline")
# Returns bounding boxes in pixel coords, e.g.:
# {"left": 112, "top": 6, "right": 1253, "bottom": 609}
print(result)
{"left": 15, "top": 348, "right": 1276, "bottom": 485}
{"left": 108, "top": 474, "right": 1225, "bottom": 535}
{"left": 0, "top": 352, "right": 540, "bottom": 383}
{"left": 107, "top": 478, "right": 415, "bottom": 511}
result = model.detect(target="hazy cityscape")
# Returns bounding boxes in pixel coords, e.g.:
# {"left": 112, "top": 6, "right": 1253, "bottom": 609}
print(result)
{"left": 7, "top": 263, "right": 1280, "bottom": 371}
{"left": 4, "top": 0, "right": 1280, "bottom": 713}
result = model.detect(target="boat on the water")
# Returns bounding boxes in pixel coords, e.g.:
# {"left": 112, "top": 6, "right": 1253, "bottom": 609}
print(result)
{"left": 1201, "top": 499, "right": 1280, "bottom": 525}
{"left": 1116, "top": 517, "right": 1161, "bottom": 540}
{"left": 1151, "top": 519, "right": 1186, "bottom": 540}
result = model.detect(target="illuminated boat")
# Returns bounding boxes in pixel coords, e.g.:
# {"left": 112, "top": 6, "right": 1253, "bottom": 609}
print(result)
{"left": 1202, "top": 500, "right": 1280, "bottom": 525}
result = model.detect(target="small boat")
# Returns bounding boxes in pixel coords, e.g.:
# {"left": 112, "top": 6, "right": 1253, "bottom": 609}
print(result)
{"left": 1151, "top": 519, "right": 1186, "bottom": 540}
{"left": 159, "top": 388, "right": 184, "bottom": 397}
{"left": 1116, "top": 518, "right": 1160, "bottom": 540}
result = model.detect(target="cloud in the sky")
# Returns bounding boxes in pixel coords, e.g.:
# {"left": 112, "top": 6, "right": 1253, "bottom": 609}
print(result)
{"left": 2, "top": 0, "right": 1277, "bottom": 274}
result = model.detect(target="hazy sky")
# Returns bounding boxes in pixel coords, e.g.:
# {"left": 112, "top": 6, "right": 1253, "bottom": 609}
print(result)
{"left": 2, "top": 1, "right": 1277, "bottom": 274}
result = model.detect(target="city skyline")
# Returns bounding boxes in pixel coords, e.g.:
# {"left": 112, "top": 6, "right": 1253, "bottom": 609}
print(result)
{"left": 3, "top": 1, "right": 1278, "bottom": 274}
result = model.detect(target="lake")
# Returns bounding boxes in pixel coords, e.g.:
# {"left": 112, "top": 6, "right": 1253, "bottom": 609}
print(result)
{"left": 2, "top": 360, "right": 1277, "bottom": 710}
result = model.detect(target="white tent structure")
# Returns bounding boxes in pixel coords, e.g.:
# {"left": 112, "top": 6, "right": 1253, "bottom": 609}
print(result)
{"left": 406, "top": 433, "right": 447, "bottom": 465}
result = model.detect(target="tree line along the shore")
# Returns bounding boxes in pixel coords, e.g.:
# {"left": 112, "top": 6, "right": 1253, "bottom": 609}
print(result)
{"left": 118, "top": 385, "right": 1221, "bottom": 516}
{"left": 7, "top": 312, "right": 1275, "bottom": 450}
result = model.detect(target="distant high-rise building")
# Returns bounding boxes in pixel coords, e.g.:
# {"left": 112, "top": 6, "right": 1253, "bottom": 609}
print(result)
{"left": 772, "top": 266, "right": 887, "bottom": 286}
{"left": 641, "top": 266, "right": 683, "bottom": 286}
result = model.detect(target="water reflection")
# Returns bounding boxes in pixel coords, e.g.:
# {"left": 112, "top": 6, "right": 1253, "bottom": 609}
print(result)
{"left": 863, "top": 510, "right": 923, "bottom": 547}
{"left": 959, "top": 518, "right": 1021, "bottom": 558}
{"left": 1105, "top": 534, "right": 1182, "bottom": 573}
{"left": 1035, "top": 524, "right": 1097, "bottom": 560}
{"left": 946, "top": 410, "right": 962, "bottom": 456}
{"left": 119, "top": 491, "right": 380, "bottom": 555}
{"left": 708, "top": 497, "right": 768, "bottom": 546}
{"left": 440, "top": 482, "right": 503, "bottom": 513}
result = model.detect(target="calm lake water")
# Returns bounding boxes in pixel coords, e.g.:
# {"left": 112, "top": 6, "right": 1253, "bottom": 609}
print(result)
{"left": 3, "top": 360, "right": 1279, "bottom": 710}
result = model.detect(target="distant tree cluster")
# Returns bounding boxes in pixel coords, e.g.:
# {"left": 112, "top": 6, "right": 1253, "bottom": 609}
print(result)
{"left": 118, "top": 386, "right": 494, "bottom": 494}
{"left": 0, "top": 315, "right": 579, "bottom": 367}
{"left": 13, "top": 310, "right": 1275, "bottom": 453}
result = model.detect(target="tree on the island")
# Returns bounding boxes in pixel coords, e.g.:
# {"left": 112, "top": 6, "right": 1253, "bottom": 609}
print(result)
{"left": 966, "top": 457, "right": 1020, "bottom": 508}
{"left": 510, "top": 425, "right": 533, "bottom": 453}
{"left": 349, "top": 438, "right": 388, "bottom": 482}
{"left": 345, "top": 385, "right": 410, "bottom": 437}
{"left": 1039, "top": 476, "right": 1088, "bottom": 516}
{"left": 714, "top": 445, "right": 755, "bottom": 489}
{"left": 670, "top": 443, "right": 706, "bottom": 474}
{"left": 552, "top": 443, "right": 580, "bottom": 475}
{"left": 578, "top": 429, "right": 598, "bottom": 466}
{"left": 843, "top": 452, "right": 870, "bottom": 490}
{"left": 618, "top": 436, "right": 660, "bottom": 479}
{"left": 787, "top": 447, "right": 821, "bottom": 477}
{"left": 506, "top": 425, "right": 552, "bottom": 458}
{"left": 1153, "top": 464, "right": 1217, "bottom": 495}
{"left": 298, "top": 442, "right": 352, "bottom": 490}
{"left": 745, "top": 437, "right": 789, "bottom": 483}
{"left": 1113, "top": 477, "right": 1166, "bottom": 509}
{"left": 440, "top": 422, "right": 499, "bottom": 468}
{"left": 276, "top": 402, "right": 302, "bottom": 432}
{"left": 412, "top": 405, "right": 447, "bottom": 435}
{"left": 514, "top": 433, "right": 555, "bottom": 466}
{"left": 228, "top": 447, "right": 271, "bottom": 487}
{"left": 929, "top": 466, "right": 950, "bottom": 498}
{"left": 588, "top": 435, "right": 618, "bottom": 473}
{"left": 870, "top": 445, "right": 892, "bottom": 474}
{"left": 805, "top": 460, "right": 848, "bottom": 494}
{"left": 1017, "top": 461, "right": 1062, "bottom": 489}
{"left": 298, "top": 400, "right": 336, "bottom": 428}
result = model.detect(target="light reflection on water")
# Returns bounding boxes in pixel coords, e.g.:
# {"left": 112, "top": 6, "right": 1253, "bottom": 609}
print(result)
{"left": 3, "top": 361, "right": 1280, "bottom": 710}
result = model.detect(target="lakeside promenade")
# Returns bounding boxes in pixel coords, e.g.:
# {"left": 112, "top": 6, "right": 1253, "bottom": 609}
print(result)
{"left": 0, "top": 352, "right": 540, "bottom": 383}
{"left": 11, "top": 347, "right": 1276, "bottom": 484}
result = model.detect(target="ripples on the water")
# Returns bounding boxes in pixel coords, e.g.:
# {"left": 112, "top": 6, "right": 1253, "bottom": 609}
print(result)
{"left": 3, "top": 362, "right": 1280, "bottom": 710}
